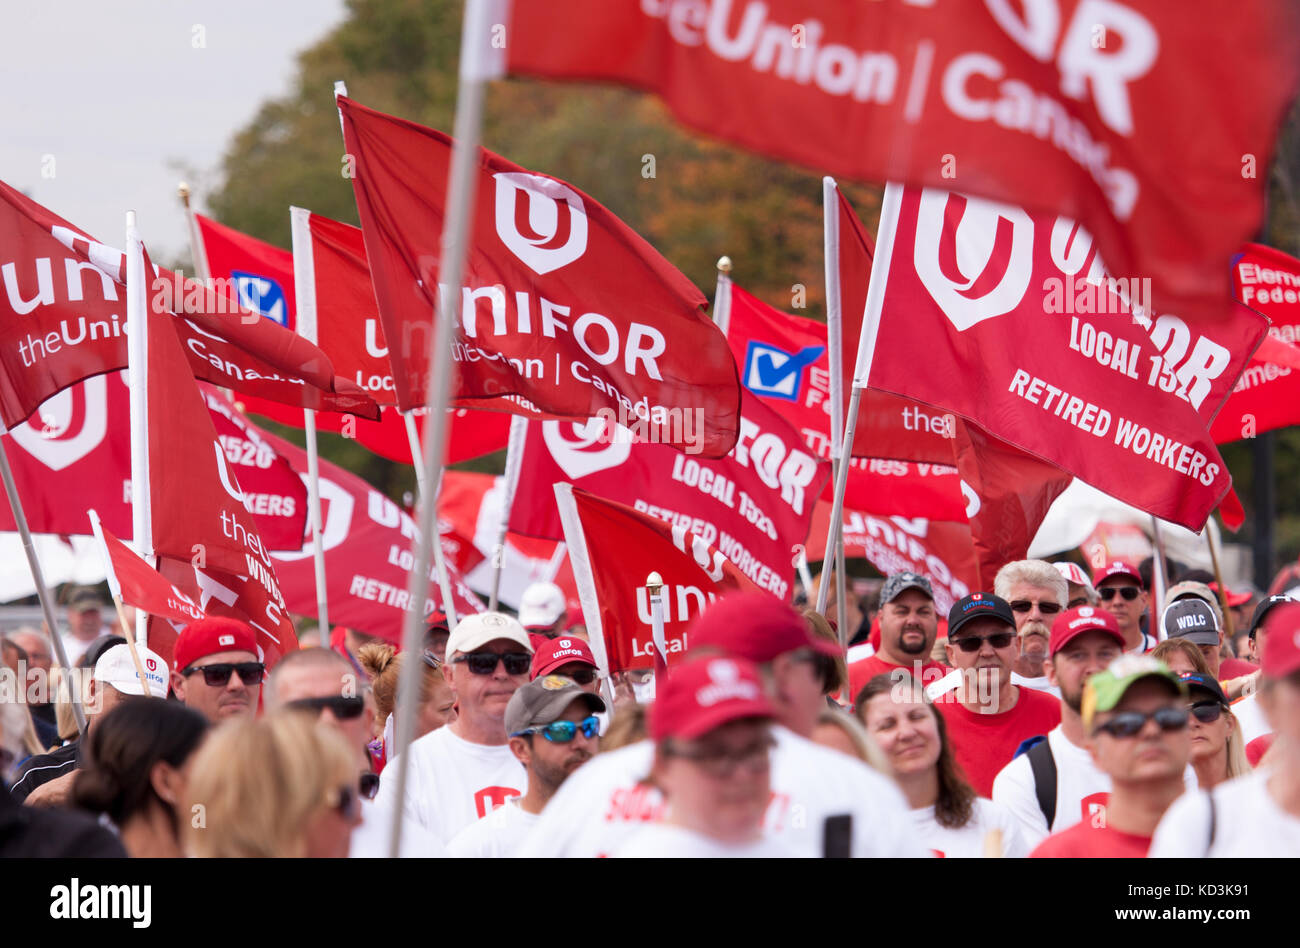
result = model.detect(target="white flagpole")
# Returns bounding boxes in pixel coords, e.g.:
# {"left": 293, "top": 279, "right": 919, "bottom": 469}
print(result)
{"left": 554, "top": 483, "right": 615, "bottom": 709}
{"left": 0, "top": 448, "right": 87, "bottom": 732}
{"left": 385, "top": 0, "right": 493, "bottom": 857}
{"left": 401, "top": 411, "right": 458, "bottom": 627}
{"left": 489, "top": 415, "right": 527, "bottom": 610}
{"left": 126, "top": 211, "right": 153, "bottom": 651}
{"left": 713, "top": 256, "right": 733, "bottom": 332}
{"left": 177, "top": 183, "right": 211, "bottom": 283}
{"left": 290, "top": 207, "right": 331, "bottom": 639}
{"left": 647, "top": 571, "right": 669, "bottom": 681}
{"left": 822, "top": 177, "right": 849, "bottom": 645}
{"left": 1150, "top": 515, "right": 1169, "bottom": 642}
{"left": 817, "top": 182, "right": 903, "bottom": 615}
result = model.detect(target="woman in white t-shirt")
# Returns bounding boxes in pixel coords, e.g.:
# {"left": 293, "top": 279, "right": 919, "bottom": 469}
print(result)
{"left": 857, "top": 673, "right": 1027, "bottom": 858}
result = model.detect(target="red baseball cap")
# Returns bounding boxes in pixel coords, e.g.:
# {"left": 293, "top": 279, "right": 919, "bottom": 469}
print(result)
{"left": 689, "top": 592, "right": 840, "bottom": 663}
{"left": 1260, "top": 601, "right": 1300, "bottom": 679}
{"left": 173, "top": 617, "right": 260, "bottom": 671}
{"left": 1208, "top": 582, "right": 1252, "bottom": 608}
{"left": 530, "top": 635, "right": 597, "bottom": 679}
{"left": 650, "top": 655, "right": 775, "bottom": 741}
{"left": 1092, "top": 560, "right": 1144, "bottom": 589}
{"left": 1049, "top": 606, "right": 1125, "bottom": 656}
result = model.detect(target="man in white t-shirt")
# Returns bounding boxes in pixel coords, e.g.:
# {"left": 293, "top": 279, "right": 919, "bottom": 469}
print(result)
{"left": 514, "top": 592, "right": 923, "bottom": 858}
{"left": 1151, "top": 600, "right": 1300, "bottom": 857}
{"left": 996, "top": 559, "right": 1067, "bottom": 696}
{"left": 375, "top": 612, "right": 534, "bottom": 844}
{"left": 447, "top": 674, "right": 603, "bottom": 857}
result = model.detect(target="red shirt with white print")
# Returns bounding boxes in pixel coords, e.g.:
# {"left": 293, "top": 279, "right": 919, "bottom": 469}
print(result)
{"left": 935, "top": 687, "right": 1061, "bottom": 797}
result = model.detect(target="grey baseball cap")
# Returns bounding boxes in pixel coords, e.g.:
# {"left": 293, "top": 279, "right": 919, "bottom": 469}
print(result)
{"left": 505, "top": 674, "right": 605, "bottom": 737}
{"left": 881, "top": 571, "right": 934, "bottom": 605}
{"left": 1162, "top": 599, "right": 1219, "bottom": 646}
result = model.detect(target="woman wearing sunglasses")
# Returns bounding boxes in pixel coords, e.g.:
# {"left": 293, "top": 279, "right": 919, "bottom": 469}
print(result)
{"left": 1178, "top": 673, "right": 1250, "bottom": 791}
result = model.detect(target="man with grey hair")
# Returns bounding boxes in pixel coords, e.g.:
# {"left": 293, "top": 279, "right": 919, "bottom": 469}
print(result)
{"left": 995, "top": 560, "right": 1067, "bottom": 694}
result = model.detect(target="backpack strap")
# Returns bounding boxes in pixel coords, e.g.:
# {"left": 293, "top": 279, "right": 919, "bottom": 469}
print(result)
{"left": 1026, "top": 738, "right": 1058, "bottom": 830}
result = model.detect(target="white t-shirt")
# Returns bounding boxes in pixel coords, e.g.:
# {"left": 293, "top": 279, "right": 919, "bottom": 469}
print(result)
{"left": 613, "top": 823, "right": 798, "bottom": 858}
{"left": 445, "top": 799, "right": 538, "bottom": 858}
{"left": 925, "top": 669, "right": 1059, "bottom": 699}
{"left": 348, "top": 798, "right": 447, "bottom": 858}
{"left": 910, "top": 798, "right": 1028, "bottom": 858}
{"left": 513, "top": 726, "right": 924, "bottom": 858}
{"left": 1150, "top": 768, "right": 1300, "bottom": 858}
{"left": 374, "top": 725, "right": 527, "bottom": 845}
{"left": 1230, "top": 692, "right": 1270, "bottom": 745}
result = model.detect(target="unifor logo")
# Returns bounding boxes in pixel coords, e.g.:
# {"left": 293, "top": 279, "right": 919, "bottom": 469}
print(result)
{"left": 913, "top": 188, "right": 1034, "bottom": 332}
{"left": 9, "top": 374, "right": 108, "bottom": 471}
{"left": 542, "top": 418, "right": 630, "bottom": 480}
{"left": 493, "top": 172, "right": 588, "bottom": 275}
{"left": 742, "top": 342, "right": 824, "bottom": 401}
{"left": 231, "top": 271, "right": 288, "bottom": 326}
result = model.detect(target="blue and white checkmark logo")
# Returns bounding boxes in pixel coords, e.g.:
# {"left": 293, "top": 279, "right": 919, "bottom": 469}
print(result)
{"left": 232, "top": 271, "right": 288, "bottom": 326}
{"left": 742, "top": 342, "right": 825, "bottom": 401}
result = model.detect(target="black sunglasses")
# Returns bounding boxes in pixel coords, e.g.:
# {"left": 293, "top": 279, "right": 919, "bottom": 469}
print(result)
{"left": 454, "top": 651, "right": 532, "bottom": 676}
{"left": 182, "top": 661, "right": 265, "bottom": 687}
{"left": 359, "top": 772, "right": 380, "bottom": 801}
{"left": 563, "top": 667, "right": 599, "bottom": 686}
{"left": 329, "top": 783, "right": 359, "bottom": 821}
{"left": 951, "top": 631, "right": 1015, "bottom": 652}
{"left": 1099, "top": 586, "right": 1141, "bottom": 602}
{"left": 1094, "top": 706, "right": 1188, "bottom": 738}
{"left": 285, "top": 695, "right": 365, "bottom": 721}
{"left": 1189, "top": 701, "right": 1227, "bottom": 724}
{"left": 1009, "top": 600, "right": 1061, "bottom": 614}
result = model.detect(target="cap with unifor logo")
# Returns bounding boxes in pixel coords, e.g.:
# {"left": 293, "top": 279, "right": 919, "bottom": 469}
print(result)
{"left": 506, "top": 674, "right": 606, "bottom": 736}
{"left": 689, "top": 592, "right": 840, "bottom": 664}
{"left": 881, "top": 571, "right": 933, "bottom": 605}
{"left": 1092, "top": 560, "right": 1144, "bottom": 588}
{"left": 1049, "top": 605, "right": 1125, "bottom": 656}
{"left": 94, "top": 643, "right": 169, "bottom": 698}
{"left": 446, "top": 611, "right": 533, "bottom": 657}
{"left": 1259, "top": 600, "right": 1300, "bottom": 679}
{"left": 650, "top": 656, "right": 775, "bottom": 742}
{"left": 946, "top": 593, "right": 1015, "bottom": 639}
{"left": 1162, "top": 599, "right": 1220, "bottom": 646}
{"left": 1081, "top": 654, "right": 1187, "bottom": 731}
{"left": 1179, "top": 672, "right": 1229, "bottom": 708}
{"left": 173, "top": 617, "right": 260, "bottom": 672}
{"left": 531, "top": 636, "right": 597, "bottom": 679}
{"left": 517, "top": 581, "right": 568, "bottom": 631}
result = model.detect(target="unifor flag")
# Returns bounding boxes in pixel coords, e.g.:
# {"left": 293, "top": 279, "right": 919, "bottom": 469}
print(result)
{"left": 509, "top": 391, "right": 830, "bottom": 602}
{"left": 262, "top": 429, "right": 484, "bottom": 642}
{"left": 194, "top": 212, "right": 296, "bottom": 330}
{"left": 337, "top": 95, "right": 741, "bottom": 457}
{"left": 0, "top": 180, "right": 377, "bottom": 429}
{"left": 726, "top": 282, "right": 955, "bottom": 464}
{"left": 493, "top": 0, "right": 1300, "bottom": 327}
{"left": 555, "top": 483, "right": 757, "bottom": 674}
{"left": 1212, "top": 243, "right": 1300, "bottom": 443}
{"left": 839, "top": 457, "right": 966, "bottom": 523}
{"left": 860, "top": 185, "right": 1266, "bottom": 531}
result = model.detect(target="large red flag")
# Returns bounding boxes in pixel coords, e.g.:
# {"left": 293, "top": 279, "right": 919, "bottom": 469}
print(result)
{"left": 498, "top": 0, "right": 1300, "bottom": 328}
{"left": 862, "top": 185, "right": 1264, "bottom": 530}
{"left": 337, "top": 95, "right": 741, "bottom": 457}
{"left": 556, "top": 483, "right": 758, "bottom": 674}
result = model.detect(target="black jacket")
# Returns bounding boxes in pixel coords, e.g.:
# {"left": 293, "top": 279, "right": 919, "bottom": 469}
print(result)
{"left": 9, "top": 741, "right": 79, "bottom": 804}
{"left": 0, "top": 780, "right": 125, "bottom": 857}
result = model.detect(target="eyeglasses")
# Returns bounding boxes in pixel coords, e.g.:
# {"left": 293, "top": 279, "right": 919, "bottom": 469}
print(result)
{"left": 285, "top": 695, "right": 366, "bottom": 721}
{"left": 454, "top": 651, "right": 532, "bottom": 676}
{"left": 1009, "top": 600, "right": 1062, "bottom": 615}
{"left": 1189, "top": 701, "right": 1227, "bottom": 724}
{"left": 511, "top": 715, "right": 600, "bottom": 742}
{"left": 1067, "top": 597, "right": 1090, "bottom": 609}
{"left": 328, "top": 783, "right": 360, "bottom": 821}
{"left": 951, "top": 631, "right": 1016, "bottom": 652}
{"left": 664, "top": 735, "right": 777, "bottom": 778}
{"left": 182, "top": 661, "right": 265, "bottom": 687}
{"left": 359, "top": 772, "right": 380, "bottom": 801}
{"left": 1099, "top": 586, "right": 1141, "bottom": 602}
{"left": 1094, "top": 707, "right": 1189, "bottom": 738}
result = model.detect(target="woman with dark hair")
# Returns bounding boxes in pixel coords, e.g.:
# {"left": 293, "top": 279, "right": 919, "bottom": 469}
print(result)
{"left": 856, "top": 672, "right": 1027, "bottom": 857}
{"left": 72, "top": 698, "right": 209, "bottom": 857}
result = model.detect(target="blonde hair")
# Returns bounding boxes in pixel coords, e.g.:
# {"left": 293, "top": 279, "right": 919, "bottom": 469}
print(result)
{"left": 802, "top": 609, "right": 848, "bottom": 697}
{"left": 601, "top": 703, "right": 648, "bottom": 752}
{"left": 1151, "top": 638, "right": 1213, "bottom": 676}
{"left": 183, "top": 712, "right": 359, "bottom": 858}
{"left": 356, "top": 642, "right": 449, "bottom": 737}
{"left": 814, "top": 707, "right": 891, "bottom": 775}
{"left": 1224, "top": 709, "right": 1251, "bottom": 781}
{"left": 52, "top": 665, "right": 90, "bottom": 742}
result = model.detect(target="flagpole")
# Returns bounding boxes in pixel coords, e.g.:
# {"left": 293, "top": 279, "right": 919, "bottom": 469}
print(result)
{"left": 713, "top": 256, "right": 733, "bottom": 332}
{"left": 88, "top": 511, "right": 153, "bottom": 696}
{"left": 489, "top": 415, "right": 527, "bottom": 610}
{"left": 385, "top": 0, "right": 491, "bottom": 858}
{"left": 817, "top": 182, "right": 903, "bottom": 615}
{"left": 126, "top": 211, "right": 153, "bottom": 651}
{"left": 823, "top": 177, "right": 849, "bottom": 647}
{"left": 1206, "top": 520, "right": 1235, "bottom": 641}
{"left": 177, "top": 183, "right": 211, "bottom": 283}
{"left": 554, "top": 483, "right": 615, "bottom": 709}
{"left": 0, "top": 449, "right": 87, "bottom": 733}
{"left": 1150, "top": 515, "right": 1169, "bottom": 642}
{"left": 401, "top": 410, "right": 458, "bottom": 627}
{"left": 647, "top": 571, "right": 669, "bottom": 684}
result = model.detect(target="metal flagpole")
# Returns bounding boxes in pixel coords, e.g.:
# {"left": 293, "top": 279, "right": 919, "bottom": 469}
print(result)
{"left": 823, "top": 176, "right": 848, "bottom": 649}
{"left": 817, "top": 182, "right": 903, "bottom": 615}
{"left": 489, "top": 415, "right": 527, "bottom": 610}
{"left": 177, "top": 183, "right": 211, "bottom": 282}
{"left": 1206, "top": 519, "right": 1235, "bottom": 642}
{"left": 647, "top": 571, "right": 669, "bottom": 683}
{"left": 385, "top": 0, "right": 492, "bottom": 858}
{"left": 1150, "top": 515, "right": 1169, "bottom": 642}
{"left": 713, "top": 256, "right": 733, "bottom": 332}
{"left": 125, "top": 212, "right": 153, "bottom": 651}
{"left": 402, "top": 411, "right": 458, "bottom": 627}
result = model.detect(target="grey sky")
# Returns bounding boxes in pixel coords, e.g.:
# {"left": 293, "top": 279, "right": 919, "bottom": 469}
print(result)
{"left": 0, "top": 0, "right": 348, "bottom": 261}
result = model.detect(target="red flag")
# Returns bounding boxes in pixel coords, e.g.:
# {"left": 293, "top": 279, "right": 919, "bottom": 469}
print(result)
{"left": 499, "top": 0, "right": 1300, "bottom": 327}
{"left": 337, "top": 95, "right": 741, "bottom": 456}
{"left": 194, "top": 212, "right": 296, "bottom": 330}
{"left": 836, "top": 457, "right": 966, "bottom": 523}
{"left": 1212, "top": 243, "right": 1300, "bottom": 443}
{"left": 92, "top": 515, "right": 206, "bottom": 627}
{"left": 556, "top": 484, "right": 757, "bottom": 674}
{"left": 862, "top": 185, "right": 1264, "bottom": 531}
{"left": 509, "top": 393, "right": 830, "bottom": 601}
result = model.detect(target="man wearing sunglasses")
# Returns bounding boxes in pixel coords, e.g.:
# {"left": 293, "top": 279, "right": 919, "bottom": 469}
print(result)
{"left": 1092, "top": 561, "right": 1155, "bottom": 654}
{"left": 1031, "top": 655, "right": 1190, "bottom": 857}
{"left": 170, "top": 617, "right": 264, "bottom": 723}
{"left": 995, "top": 559, "right": 1067, "bottom": 695}
{"left": 447, "top": 674, "right": 603, "bottom": 857}
{"left": 375, "top": 611, "right": 534, "bottom": 845}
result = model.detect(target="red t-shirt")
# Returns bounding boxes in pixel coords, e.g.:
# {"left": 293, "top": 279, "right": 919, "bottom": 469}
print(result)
{"left": 848, "top": 654, "right": 948, "bottom": 704}
{"left": 1218, "top": 657, "right": 1257, "bottom": 681}
{"left": 1030, "top": 822, "right": 1152, "bottom": 858}
{"left": 935, "top": 687, "right": 1061, "bottom": 797}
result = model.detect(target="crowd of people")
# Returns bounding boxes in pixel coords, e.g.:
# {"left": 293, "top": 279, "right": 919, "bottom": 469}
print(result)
{"left": 1, "top": 557, "right": 1298, "bottom": 858}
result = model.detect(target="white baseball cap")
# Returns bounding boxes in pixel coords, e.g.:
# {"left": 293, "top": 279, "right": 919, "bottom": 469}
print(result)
{"left": 445, "top": 612, "right": 533, "bottom": 657}
{"left": 93, "top": 644, "right": 169, "bottom": 698}
{"left": 517, "top": 581, "right": 567, "bottom": 630}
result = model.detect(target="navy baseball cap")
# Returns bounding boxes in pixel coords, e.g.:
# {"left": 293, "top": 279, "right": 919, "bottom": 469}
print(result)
{"left": 947, "top": 593, "right": 1015, "bottom": 638}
